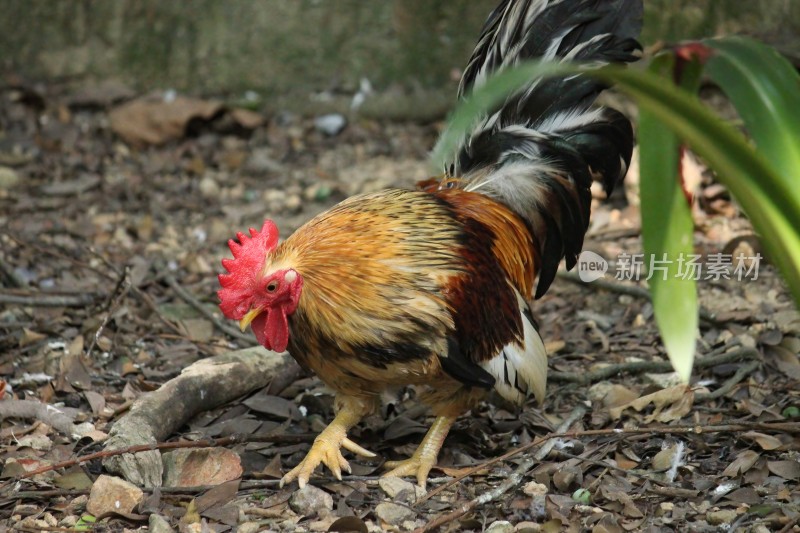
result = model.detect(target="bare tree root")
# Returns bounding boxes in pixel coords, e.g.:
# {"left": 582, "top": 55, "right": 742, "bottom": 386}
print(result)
{"left": 103, "top": 346, "right": 294, "bottom": 486}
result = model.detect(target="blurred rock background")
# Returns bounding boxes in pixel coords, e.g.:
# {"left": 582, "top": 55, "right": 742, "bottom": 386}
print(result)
{"left": 2, "top": 0, "right": 798, "bottom": 119}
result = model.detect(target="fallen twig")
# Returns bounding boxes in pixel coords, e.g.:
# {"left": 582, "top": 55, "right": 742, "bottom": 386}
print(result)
{"left": 417, "top": 420, "right": 800, "bottom": 511}
{"left": 84, "top": 248, "right": 187, "bottom": 339}
{"left": 417, "top": 406, "right": 586, "bottom": 532}
{"left": 550, "top": 347, "right": 758, "bottom": 385}
{"left": 0, "top": 291, "right": 96, "bottom": 307}
{"left": 10, "top": 433, "right": 316, "bottom": 482}
{"left": 7, "top": 476, "right": 455, "bottom": 502}
{"left": 162, "top": 271, "right": 256, "bottom": 344}
{"left": 695, "top": 360, "right": 760, "bottom": 401}
{"left": 557, "top": 270, "right": 724, "bottom": 325}
{"left": 86, "top": 265, "right": 132, "bottom": 359}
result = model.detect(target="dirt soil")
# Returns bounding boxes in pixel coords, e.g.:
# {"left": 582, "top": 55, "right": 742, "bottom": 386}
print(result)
{"left": 1, "top": 82, "right": 799, "bottom": 533}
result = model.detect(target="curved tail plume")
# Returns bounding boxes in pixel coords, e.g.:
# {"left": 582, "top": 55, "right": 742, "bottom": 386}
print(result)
{"left": 449, "top": 0, "right": 643, "bottom": 298}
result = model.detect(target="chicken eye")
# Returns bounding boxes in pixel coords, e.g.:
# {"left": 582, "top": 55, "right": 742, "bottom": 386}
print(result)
{"left": 266, "top": 281, "right": 278, "bottom": 293}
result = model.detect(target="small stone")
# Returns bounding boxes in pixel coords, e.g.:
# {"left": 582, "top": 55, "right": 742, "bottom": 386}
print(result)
{"left": 285, "top": 194, "right": 302, "bottom": 212}
{"left": 706, "top": 509, "right": 737, "bottom": 525}
{"left": 515, "top": 521, "right": 541, "bottom": 532}
{"left": 522, "top": 481, "right": 548, "bottom": 497}
{"left": 375, "top": 502, "right": 415, "bottom": 526}
{"left": 86, "top": 475, "right": 144, "bottom": 517}
{"left": 244, "top": 148, "right": 284, "bottom": 175}
{"left": 304, "top": 182, "right": 333, "bottom": 202}
{"left": 0, "top": 166, "right": 20, "bottom": 189}
{"left": 657, "top": 502, "right": 674, "bottom": 516}
{"left": 199, "top": 175, "right": 220, "bottom": 198}
{"left": 162, "top": 447, "right": 243, "bottom": 487}
{"left": 289, "top": 485, "right": 334, "bottom": 516}
{"left": 59, "top": 515, "right": 79, "bottom": 528}
{"left": 314, "top": 114, "right": 347, "bottom": 136}
{"left": 236, "top": 523, "right": 262, "bottom": 533}
{"left": 486, "top": 521, "right": 515, "bottom": 533}
{"left": 643, "top": 372, "right": 683, "bottom": 389}
{"left": 16, "top": 434, "right": 52, "bottom": 451}
{"left": 378, "top": 477, "right": 424, "bottom": 502}
{"left": 149, "top": 514, "right": 176, "bottom": 533}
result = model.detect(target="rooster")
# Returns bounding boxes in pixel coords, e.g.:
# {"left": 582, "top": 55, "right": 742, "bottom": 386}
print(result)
{"left": 219, "top": 0, "right": 642, "bottom": 488}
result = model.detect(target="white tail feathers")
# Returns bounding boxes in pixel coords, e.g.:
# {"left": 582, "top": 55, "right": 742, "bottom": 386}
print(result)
{"left": 481, "top": 291, "right": 548, "bottom": 404}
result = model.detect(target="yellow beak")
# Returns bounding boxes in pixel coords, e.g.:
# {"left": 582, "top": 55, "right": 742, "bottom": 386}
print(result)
{"left": 239, "top": 308, "right": 263, "bottom": 332}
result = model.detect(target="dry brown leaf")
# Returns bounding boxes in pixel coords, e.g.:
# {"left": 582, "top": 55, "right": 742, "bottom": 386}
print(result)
{"left": 110, "top": 95, "right": 223, "bottom": 147}
{"left": 614, "top": 452, "right": 639, "bottom": 470}
{"left": 229, "top": 108, "right": 265, "bottom": 130}
{"left": 83, "top": 391, "right": 105, "bottom": 415}
{"left": 261, "top": 454, "right": 283, "bottom": 479}
{"left": 545, "top": 340, "right": 566, "bottom": 354}
{"left": 194, "top": 478, "right": 241, "bottom": 513}
{"left": 609, "top": 385, "right": 694, "bottom": 423}
{"left": 742, "top": 431, "right": 783, "bottom": 451}
{"left": 766, "top": 345, "right": 800, "bottom": 380}
{"left": 19, "top": 328, "right": 47, "bottom": 347}
{"left": 767, "top": 460, "right": 800, "bottom": 480}
{"left": 721, "top": 450, "right": 760, "bottom": 477}
{"left": 53, "top": 467, "right": 94, "bottom": 490}
{"left": 242, "top": 393, "right": 299, "bottom": 420}
{"left": 587, "top": 382, "right": 639, "bottom": 410}
{"left": 651, "top": 446, "right": 680, "bottom": 472}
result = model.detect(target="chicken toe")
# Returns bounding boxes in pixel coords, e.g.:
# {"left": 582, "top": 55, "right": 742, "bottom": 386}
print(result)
{"left": 281, "top": 436, "right": 351, "bottom": 487}
{"left": 280, "top": 395, "right": 374, "bottom": 487}
{"left": 382, "top": 415, "right": 455, "bottom": 489}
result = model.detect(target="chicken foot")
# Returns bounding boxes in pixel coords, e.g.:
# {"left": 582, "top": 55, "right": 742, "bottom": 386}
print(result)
{"left": 281, "top": 395, "right": 376, "bottom": 488}
{"left": 383, "top": 415, "right": 455, "bottom": 489}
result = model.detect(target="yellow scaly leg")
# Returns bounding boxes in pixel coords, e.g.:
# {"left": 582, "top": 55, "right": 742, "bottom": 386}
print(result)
{"left": 281, "top": 396, "right": 376, "bottom": 488}
{"left": 383, "top": 415, "right": 456, "bottom": 489}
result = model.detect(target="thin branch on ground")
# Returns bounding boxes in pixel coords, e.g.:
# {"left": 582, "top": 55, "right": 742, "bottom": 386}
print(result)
{"left": 557, "top": 270, "right": 724, "bottom": 324}
{"left": 0, "top": 254, "right": 25, "bottom": 287}
{"left": 417, "top": 419, "right": 800, "bottom": 508}
{"left": 0, "top": 291, "right": 96, "bottom": 307}
{"left": 695, "top": 360, "right": 759, "bottom": 401}
{"left": 7, "top": 476, "right": 455, "bottom": 503}
{"left": 162, "top": 271, "right": 256, "bottom": 344}
{"left": 86, "top": 265, "right": 132, "bottom": 359}
{"left": 84, "top": 248, "right": 187, "bottom": 339}
{"left": 417, "top": 406, "right": 586, "bottom": 532}
{"left": 550, "top": 347, "right": 758, "bottom": 385}
{"left": 9, "top": 433, "right": 317, "bottom": 482}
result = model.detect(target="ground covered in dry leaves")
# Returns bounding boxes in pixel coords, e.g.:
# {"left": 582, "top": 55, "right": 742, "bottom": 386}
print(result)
{"left": 1, "top": 82, "right": 799, "bottom": 533}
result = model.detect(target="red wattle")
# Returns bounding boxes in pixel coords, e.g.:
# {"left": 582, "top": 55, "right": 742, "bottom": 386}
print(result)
{"left": 265, "top": 307, "right": 289, "bottom": 352}
{"left": 251, "top": 312, "right": 270, "bottom": 349}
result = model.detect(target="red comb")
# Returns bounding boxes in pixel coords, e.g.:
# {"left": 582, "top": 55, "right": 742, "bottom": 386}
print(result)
{"left": 218, "top": 220, "right": 279, "bottom": 319}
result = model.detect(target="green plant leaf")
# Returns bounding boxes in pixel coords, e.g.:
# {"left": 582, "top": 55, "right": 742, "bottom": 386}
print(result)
{"left": 638, "top": 54, "right": 699, "bottom": 382}
{"left": 704, "top": 37, "right": 800, "bottom": 190}
{"left": 433, "top": 42, "right": 800, "bottom": 379}
{"left": 75, "top": 514, "right": 96, "bottom": 531}
{"left": 434, "top": 56, "right": 800, "bottom": 304}
{"left": 588, "top": 61, "right": 800, "bottom": 306}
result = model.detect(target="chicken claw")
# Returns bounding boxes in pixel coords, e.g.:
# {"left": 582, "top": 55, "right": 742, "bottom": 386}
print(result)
{"left": 382, "top": 415, "right": 455, "bottom": 489}
{"left": 281, "top": 435, "right": 376, "bottom": 487}
{"left": 383, "top": 453, "right": 438, "bottom": 490}
{"left": 280, "top": 397, "right": 377, "bottom": 488}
